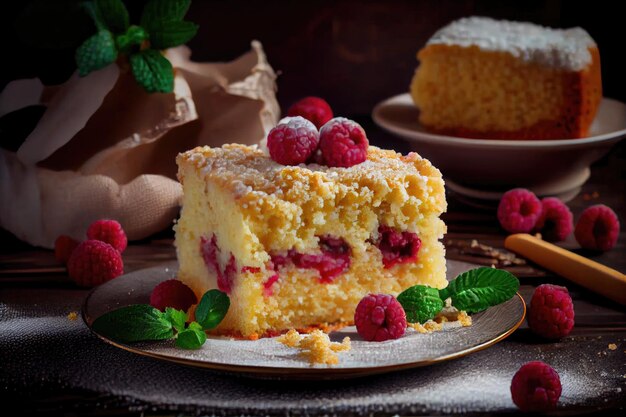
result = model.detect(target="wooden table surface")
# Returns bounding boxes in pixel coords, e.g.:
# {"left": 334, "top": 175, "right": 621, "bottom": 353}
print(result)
{"left": 1, "top": 124, "right": 625, "bottom": 415}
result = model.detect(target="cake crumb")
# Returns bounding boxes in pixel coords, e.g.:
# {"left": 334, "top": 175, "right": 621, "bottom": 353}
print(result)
{"left": 277, "top": 329, "right": 303, "bottom": 347}
{"left": 409, "top": 322, "right": 429, "bottom": 334}
{"left": 458, "top": 311, "right": 473, "bottom": 327}
{"left": 278, "top": 329, "right": 351, "bottom": 365}
{"left": 409, "top": 308, "right": 472, "bottom": 333}
{"left": 423, "top": 320, "right": 444, "bottom": 332}
{"left": 67, "top": 311, "right": 78, "bottom": 321}
{"left": 608, "top": 343, "right": 617, "bottom": 351}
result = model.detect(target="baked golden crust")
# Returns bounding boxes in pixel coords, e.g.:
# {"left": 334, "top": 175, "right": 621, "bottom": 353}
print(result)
{"left": 175, "top": 144, "right": 447, "bottom": 337}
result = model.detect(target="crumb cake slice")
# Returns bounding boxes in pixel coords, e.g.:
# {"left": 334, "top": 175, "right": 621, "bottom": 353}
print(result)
{"left": 410, "top": 17, "right": 602, "bottom": 139}
{"left": 175, "top": 144, "right": 446, "bottom": 338}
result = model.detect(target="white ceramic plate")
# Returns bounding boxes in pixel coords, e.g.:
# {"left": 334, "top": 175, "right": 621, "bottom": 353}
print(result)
{"left": 83, "top": 260, "right": 525, "bottom": 380}
{"left": 373, "top": 94, "right": 626, "bottom": 203}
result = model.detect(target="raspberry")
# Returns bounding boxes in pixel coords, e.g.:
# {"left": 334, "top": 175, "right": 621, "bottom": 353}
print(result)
{"left": 200, "top": 234, "right": 237, "bottom": 294}
{"left": 287, "top": 96, "right": 334, "bottom": 129}
{"left": 574, "top": 204, "right": 620, "bottom": 251}
{"left": 497, "top": 188, "right": 542, "bottom": 233}
{"left": 270, "top": 236, "right": 351, "bottom": 283}
{"left": 67, "top": 240, "right": 124, "bottom": 287}
{"left": 375, "top": 226, "right": 421, "bottom": 268}
{"left": 527, "top": 284, "right": 574, "bottom": 339}
{"left": 54, "top": 235, "right": 79, "bottom": 264}
{"left": 150, "top": 279, "right": 198, "bottom": 312}
{"left": 534, "top": 197, "right": 573, "bottom": 242}
{"left": 354, "top": 294, "right": 406, "bottom": 341}
{"left": 267, "top": 116, "right": 319, "bottom": 165}
{"left": 86, "top": 219, "right": 128, "bottom": 253}
{"left": 510, "top": 361, "right": 561, "bottom": 412}
{"left": 319, "top": 117, "right": 369, "bottom": 168}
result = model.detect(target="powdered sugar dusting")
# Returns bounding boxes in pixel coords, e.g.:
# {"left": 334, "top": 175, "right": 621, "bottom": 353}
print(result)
{"left": 427, "top": 16, "right": 596, "bottom": 70}
{"left": 277, "top": 116, "right": 318, "bottom": 132}
{"left": 123, "top": 296, "right": 522, "bottom": 371}
{"left": 178, "top": 144, "right": 436, "bottom": 202}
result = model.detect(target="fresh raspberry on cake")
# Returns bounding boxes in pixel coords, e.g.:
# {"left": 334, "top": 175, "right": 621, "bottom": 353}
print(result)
{"left": 534, "top": 197, "right": 573, "bottom": 242}
{"left": 287, "top": 96, "right": 334, "bottom": 129}
{"left": 574, "top": 204, "right": 620, "bottom": 251}
{"left": 510, "top": 361, "right": 561, "bottom": 412}
{"left": 354, "top": 294, "right": 407, "bottom": 341}
{"left": 267, "top": 116, "right": 319, "bottom": 165}
{"left": 150, "top": 279, "right": 198, "bottom": 312}
{"left": 319, "top": 117, "right": 369, "bottom": 167}
{"left": 67, "top": 240, "right": 124, "bottom": 287}
{"left": 174, "top": 144, "right": 447, "bottom": 338}
{"left": 54, "top": 235, "right": 79, "bottom": 264}
{"left": 527, "top": 284, "right": 574, "bottom": 339}
{"left": 86, "top": 219, "right": 128, "bottom": 253}
{"left": 497, "top": 188, "right": 542, "bottom": 233}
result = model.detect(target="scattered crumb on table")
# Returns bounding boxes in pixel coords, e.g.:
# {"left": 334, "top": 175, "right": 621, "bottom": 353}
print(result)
{"left": 278, "top": 329, "right": 351, "bottom": 365}
{"left": 67, "top": 311, "right": 78, "bottom": 321}
{"left": 608, "top": 343, "right": 617, "bottom": 351}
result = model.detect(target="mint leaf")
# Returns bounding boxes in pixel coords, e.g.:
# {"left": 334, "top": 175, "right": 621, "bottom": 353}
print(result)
{"left": 397, "top": 285, "right": 444, "bottom": 323}
{"left": 130, "top": 49, "right": 174, "bottom": 93}
{"left": 148, "top": 20, "right": 199, "bottom": 49}
{"left": 115, "top": 25, "right": 148, "bottom": 54}
{"left": 92, "top": 304, "right": 173, "bottom": 343}
{"left": 176, "top": 321, "right": 207, "bottom": 349}
{"left": 95, "top": 0, "right": 129, "bottom": 34}
{"left": 141, "top": 0, "right": 191, "bottom": 29}
{"left": 440, "top": 267, "right": 520, "bottom": 314}
{"left": 75, "top": 30, "right": 118, "bottom": 76}
{"left": 164, "top": 307, "right": 188, "bottom": 333}
{"left": 195, "top": 289, "right": 230, "bottom": 330}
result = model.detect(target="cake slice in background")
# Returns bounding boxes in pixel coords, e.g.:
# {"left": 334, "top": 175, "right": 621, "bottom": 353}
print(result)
{"left": 174, "top": 144, "right": 446, "bottom": 338}
{"left": 410, "top": 16, "right": 602, "bottom": 140}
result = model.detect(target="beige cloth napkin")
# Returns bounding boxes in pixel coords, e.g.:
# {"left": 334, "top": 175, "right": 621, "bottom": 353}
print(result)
{"left": 0, "top": 41, "right": 279, "bottom": 248}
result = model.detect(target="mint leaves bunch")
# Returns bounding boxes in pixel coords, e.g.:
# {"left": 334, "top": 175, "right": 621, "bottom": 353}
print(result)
{"left": 92, "top": 289, "right": 229, "bottom": 349}
{"left": 398, "top": 267, "right": 520, "bottom": 324}
{"left": 75, "top": 0, "right": 198, "bottom": 93}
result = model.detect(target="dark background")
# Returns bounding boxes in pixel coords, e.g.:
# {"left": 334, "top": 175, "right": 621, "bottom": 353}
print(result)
{"left": 0, "top": 0, "right": 623, "bottom": 117}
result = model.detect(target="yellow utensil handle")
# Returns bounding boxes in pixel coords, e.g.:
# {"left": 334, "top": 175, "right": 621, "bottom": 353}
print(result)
{"left": 504, "top": 233, "right": 626, "bottom": 306}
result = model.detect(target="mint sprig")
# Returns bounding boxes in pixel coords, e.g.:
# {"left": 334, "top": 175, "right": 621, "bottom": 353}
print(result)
{"left": 164, "top": 307, "right": 187, "bottom": 333}
{"left": 398, "top": 267, "right": 520, "bottom": 323}
{"left": 440, "top": 267, "right": 520, "bottom": 314}
{"left": 130, "top": 49, "right": 174, "bottom": 93}
{"left": 91, "top": 288, "right": 230, "bottom": 349}
{"left": 74, "top": 0, "right": 198, "bottom": 93}
{"left": 147, "top": 20, "right": 199, "bottom": 50}
{"left": 176, "top": 321, "right": 207, "bottom": 349}
{"left": 76, "top": 30, "right": 117, "bottom": 76}
{"left": 195, "top": 289, "right": 230, "bottom": 330}
{"left": 92, "top": 304, "right": 174, "bottom": 342}
{"left": 397, "top": 285, "right": 444, "bottom": 324}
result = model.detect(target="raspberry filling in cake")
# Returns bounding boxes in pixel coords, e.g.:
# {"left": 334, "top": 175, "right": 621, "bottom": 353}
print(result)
{"left": 270, "top": 236, "right": 352, "bottom": 284}
{"left": 374, "top": 226, "right": 422, "bottom": 269}
{"left": 200, "top": 234, "right": 237, "bottom": 293}
{"left": 201, "top": 226, "right": 423, "bottom": 296}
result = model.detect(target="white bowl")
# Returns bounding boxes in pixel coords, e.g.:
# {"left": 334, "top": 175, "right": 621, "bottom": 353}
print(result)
{"left": 373, "top": 94, "right": 626, "bottom": 203}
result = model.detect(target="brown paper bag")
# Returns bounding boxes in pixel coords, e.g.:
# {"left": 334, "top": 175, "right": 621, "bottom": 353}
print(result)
{"left": 0, "top": 41, "right": 279, "bottom": 248}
